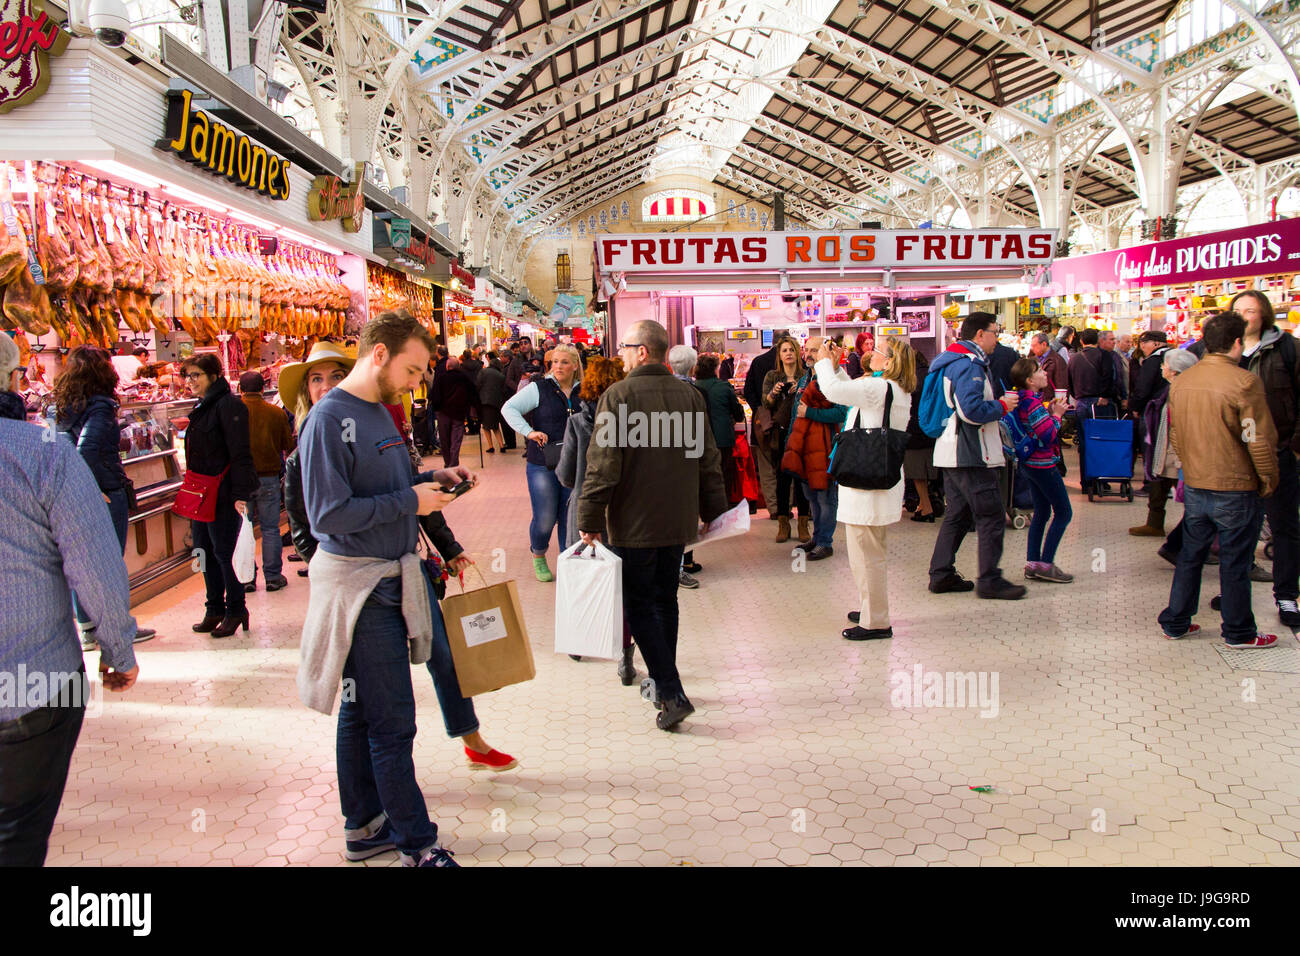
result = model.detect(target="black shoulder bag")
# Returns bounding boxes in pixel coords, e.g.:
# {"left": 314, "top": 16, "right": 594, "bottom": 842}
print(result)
{"left": 828, "top": 381, "right": 909, "bottom": 490}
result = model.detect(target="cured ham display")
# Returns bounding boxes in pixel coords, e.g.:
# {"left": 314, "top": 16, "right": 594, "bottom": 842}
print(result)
{"left": 1, "top": 161, "right": 352, "bottom": 348}
{"left": 367, "top": 262, "right": 434, "bottom": 322}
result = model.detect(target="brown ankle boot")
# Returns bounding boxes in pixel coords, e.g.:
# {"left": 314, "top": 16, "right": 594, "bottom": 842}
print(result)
{"left": 776, "top": 517, "right": 791, "bottom": 543}
{"left": 797, "top": 516, "right": 812, "bottom": 542}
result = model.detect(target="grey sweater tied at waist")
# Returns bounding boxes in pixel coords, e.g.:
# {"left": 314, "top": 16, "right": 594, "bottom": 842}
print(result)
{"left": 297, "top": 550, "right": 433, "bottom": 715}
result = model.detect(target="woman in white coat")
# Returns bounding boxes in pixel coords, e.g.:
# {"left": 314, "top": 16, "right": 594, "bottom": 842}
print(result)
{"left": 813, "top": 335, "right": 917, "bottom": 641}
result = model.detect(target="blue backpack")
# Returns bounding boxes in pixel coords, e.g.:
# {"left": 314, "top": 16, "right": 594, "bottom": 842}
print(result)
{"left": 917, "top": 365, "right": 953, "bottom": 438}
{"left": 1001, "top": 407, "right": 1043, "bottom": 463}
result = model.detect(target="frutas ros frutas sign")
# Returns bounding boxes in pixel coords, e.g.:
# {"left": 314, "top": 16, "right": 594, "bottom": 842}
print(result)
{"left": 157, "top": 88, "right": 292, "bottom": 200}
{"left": 0, "top": 0, "right": 68, "bottom": 115}
{"left": 598, "top": 229, "right": 1056, "bottom": 272}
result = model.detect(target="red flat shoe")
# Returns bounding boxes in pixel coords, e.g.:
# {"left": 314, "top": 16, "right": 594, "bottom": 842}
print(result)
{"left": 465, "top": 747, "right": 519, "bottom": 772}
{"left": 1225, "top": 634, "right": 1278, "bottom": 649}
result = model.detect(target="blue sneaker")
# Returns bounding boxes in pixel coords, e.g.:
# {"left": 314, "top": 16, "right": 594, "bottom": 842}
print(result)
{"left": 405, "top": 845, "right": 460, "bottom": 868}
{"left": 345, "top": 813, "right": 396, "bottom": 861}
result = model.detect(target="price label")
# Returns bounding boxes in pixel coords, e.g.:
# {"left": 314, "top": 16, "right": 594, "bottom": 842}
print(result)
{"left": 0, "top": 199, "right": 45, "bottom": 285}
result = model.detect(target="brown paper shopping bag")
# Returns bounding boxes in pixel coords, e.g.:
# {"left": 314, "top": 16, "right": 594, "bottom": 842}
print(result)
{"left": 440, "top": 571, "right": 536, "bottom": 698}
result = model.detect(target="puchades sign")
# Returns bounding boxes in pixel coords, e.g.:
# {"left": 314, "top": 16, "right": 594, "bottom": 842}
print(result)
{"left": 597, "top": 229, "right": 1057, "bottom": 272}
{"left": 0, "top": 0, "right": 68, "bottom": 115}
{"left": 156, "top": 89, "right": 292, "bottom": 200}
{"left": 308, "top": 162, "right": 365, "bottom": 233}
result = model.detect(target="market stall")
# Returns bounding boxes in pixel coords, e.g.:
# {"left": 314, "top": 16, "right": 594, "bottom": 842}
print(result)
{"left": 1030, "top": 218, "right": 1300, "bottom": 345}
{"left": 595, "top": 228, "right": 1057, "bottom": 370}
{"left": 0, "top": 39, "right": 373, "bottom": 604}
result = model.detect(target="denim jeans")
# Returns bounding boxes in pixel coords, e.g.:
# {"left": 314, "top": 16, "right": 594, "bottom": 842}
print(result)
{"left": 72, "top": 488, "right": 129, "bottom": 627}
{"left": 525, "top": 462, "right": 571, "bottom": 554}
{"left": 337, "top": 597, "right": 439, "bottom": 857}
{"left": 801, "top": 480, "right": 839, "bottom": 548}
{"left": 0, "top": 671, "right": 87, "bottom": 865}
{"left": 611, "top": 544, "right": 686, "bottom": 700}
{"left": 422, "top": 565, "right": 478, "bottom": 738}
{"left": 1021, "top": 464, "right": 1073, "bottom": 564}
{"left": 249, "top": 475, "right": 284, "bottom": 580}
{"left": 1158, "top": 487, "right": 1263, "bottom": 643}
{"left": 192, "top": 503, "right": 246, "bottom": 618}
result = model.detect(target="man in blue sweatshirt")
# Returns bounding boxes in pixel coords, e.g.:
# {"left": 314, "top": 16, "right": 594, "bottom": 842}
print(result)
{"left": 927, "top": 313, "right": 1027, "bottom": 600}
{"left": 300, "top": 311, "right": 468, "bottom": 868}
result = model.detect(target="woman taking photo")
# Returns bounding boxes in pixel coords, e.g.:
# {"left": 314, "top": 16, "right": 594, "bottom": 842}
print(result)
{"left": 181, "top": 353, "right": 258, "bottom": 638}
{"left": 503, "top": 343, "right": 582, "bottom": 582}
{"left": 761, "top": 335, "right": 810, "bottom": 544}
{"left": 281, "top": 341, "right": 518, "bottom": 773}
{"left": 813, "top": 336, "right": 915, "bottom": 640}
{"left": 54, "top": 347, "right": 155, "bottom": 648}
{"left": 1007, "top": 358, "right": 1074, "bottom": 584}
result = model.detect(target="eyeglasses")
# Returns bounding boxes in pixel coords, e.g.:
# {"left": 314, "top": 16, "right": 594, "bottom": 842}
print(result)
{"left": 616, "top": 341, "right": 644, "bottom": 350}
{"left": 183, "top": 372, "right": 204, "bottom": 381}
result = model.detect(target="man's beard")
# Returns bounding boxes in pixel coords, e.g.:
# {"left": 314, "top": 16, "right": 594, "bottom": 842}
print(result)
{"left": 376, "top": 364, "right": 406, "bottom": 404}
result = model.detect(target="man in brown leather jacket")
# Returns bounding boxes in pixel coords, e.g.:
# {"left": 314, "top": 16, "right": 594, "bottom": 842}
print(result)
{"left": 577, "top": 320, "right": 729, "bottom": 731}
{"left": 1158, "top": 312, "right": 1279, "bottom": 648}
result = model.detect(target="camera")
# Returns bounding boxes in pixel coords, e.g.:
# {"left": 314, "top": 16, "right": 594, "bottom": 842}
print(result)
{"left": 88, "top": 0, "right": 131, "bottom": 47}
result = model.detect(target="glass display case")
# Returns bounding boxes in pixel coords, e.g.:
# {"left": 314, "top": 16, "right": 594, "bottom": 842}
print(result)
{"left": 117, "top": 399, "right": 193, "bottom": 604}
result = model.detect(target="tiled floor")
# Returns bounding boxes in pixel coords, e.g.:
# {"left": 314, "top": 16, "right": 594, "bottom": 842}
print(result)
{"left": 50, "top": 444, "right": 1300, "bottom": 866}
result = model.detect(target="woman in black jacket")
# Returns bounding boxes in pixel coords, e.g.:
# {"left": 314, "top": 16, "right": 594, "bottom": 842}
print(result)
{"left": 180, "top": 353, "right": 258, "bottom": 638}
{"left": 53, "top": 347, "right": 155, "bottom": 648}
{"left": 281, "top": 344, "right": 518, "bottom": 772}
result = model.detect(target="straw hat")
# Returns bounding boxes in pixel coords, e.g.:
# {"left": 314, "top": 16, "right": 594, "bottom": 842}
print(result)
{"left": 277, "top": 342, "right": 356, "bottom": 408}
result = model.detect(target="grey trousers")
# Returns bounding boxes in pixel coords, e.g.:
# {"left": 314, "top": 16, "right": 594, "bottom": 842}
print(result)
{"left": 928, "top": 467, "right": 1007, "bottom": 588}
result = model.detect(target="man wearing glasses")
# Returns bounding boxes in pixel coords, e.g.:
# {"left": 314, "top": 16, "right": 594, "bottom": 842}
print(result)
{"left": 927, "top": 312, "right": 1026, "bottom": 600}
{"left": 576, "top": 321, "right": 729, "bottom": 731}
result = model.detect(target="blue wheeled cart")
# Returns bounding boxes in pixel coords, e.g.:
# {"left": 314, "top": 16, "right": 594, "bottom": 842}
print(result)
{"left": 1080, "top": 411, "right": 1134, "bottom": 502}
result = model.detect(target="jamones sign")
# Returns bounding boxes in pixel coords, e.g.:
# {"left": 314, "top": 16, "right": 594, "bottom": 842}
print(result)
{"left": 598, "top": 229, "right": 1056, "bottom": 272}
{"left": 158, "top": 89, "right": 292, "bottom": 200}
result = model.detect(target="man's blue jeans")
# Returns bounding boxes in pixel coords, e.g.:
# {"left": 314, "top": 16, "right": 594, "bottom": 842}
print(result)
{"left": 337, "top": 597, "right": 439, "bottom": 858}
{"left": 1158, "top": 487, "right": 1264, "bottom": 643}
{"left": 801, "top": 480, "right": 839, "bottom": 548}
{"left": 249, "top": 475, "right": 284, "bottom": 580}
{"left": 525, "top": 462, "right": 571, "bottom": 555}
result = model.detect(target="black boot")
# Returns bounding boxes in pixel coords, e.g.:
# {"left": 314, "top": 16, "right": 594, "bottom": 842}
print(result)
{"left": 617, "top": 646, "right": 636, "bottom": 685}
{"left": 192, "top": 614, "right": 223, "bottom": 633}
{"left": 211, "top": 610, "right": 250, "bottom": 638}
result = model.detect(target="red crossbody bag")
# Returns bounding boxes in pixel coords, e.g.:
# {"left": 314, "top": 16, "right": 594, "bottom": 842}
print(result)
{"left": 172, "top": 466, "right": 230, "bottom": 522}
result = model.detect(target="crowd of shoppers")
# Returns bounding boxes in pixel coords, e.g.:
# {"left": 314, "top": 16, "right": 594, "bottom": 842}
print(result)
{"left": 7, "top": 291, "right": 1299, "bottom": 869}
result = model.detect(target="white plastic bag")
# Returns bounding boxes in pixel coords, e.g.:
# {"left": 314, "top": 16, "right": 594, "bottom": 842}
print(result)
{"left": 554, "top": 541, "right": 622, "bottom": 660}
{"left": 233, "top": 514, "right": 256, "bottom": 584}
{"left": 692, "top": 500, "right": 751, "bottom": 549}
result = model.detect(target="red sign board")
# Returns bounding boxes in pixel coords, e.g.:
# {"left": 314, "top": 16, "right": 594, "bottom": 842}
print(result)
{"left": 1038, "top": 218, "right": 1300, "bottom": 295}
{"left": 0, "top": 0, "right": 68, "bottom": 114}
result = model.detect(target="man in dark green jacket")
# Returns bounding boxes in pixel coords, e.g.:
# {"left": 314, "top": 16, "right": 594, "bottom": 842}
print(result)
{"left": 577, "top": 320, "right": 729, "bottom": 731}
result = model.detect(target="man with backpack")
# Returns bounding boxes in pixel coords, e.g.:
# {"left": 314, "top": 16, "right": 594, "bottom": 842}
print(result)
{"left": 919, "top": 312, "right": 1027, "bottom": 600}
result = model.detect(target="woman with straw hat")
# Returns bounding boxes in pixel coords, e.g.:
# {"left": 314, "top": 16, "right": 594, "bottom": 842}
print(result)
{"left": 283, "top": 341, "right": 517, "bottom": 772}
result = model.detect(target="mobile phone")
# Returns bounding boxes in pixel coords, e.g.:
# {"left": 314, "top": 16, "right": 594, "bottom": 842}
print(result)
{"left": 439, "top": 480, "right": 473, "bottom": 498}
